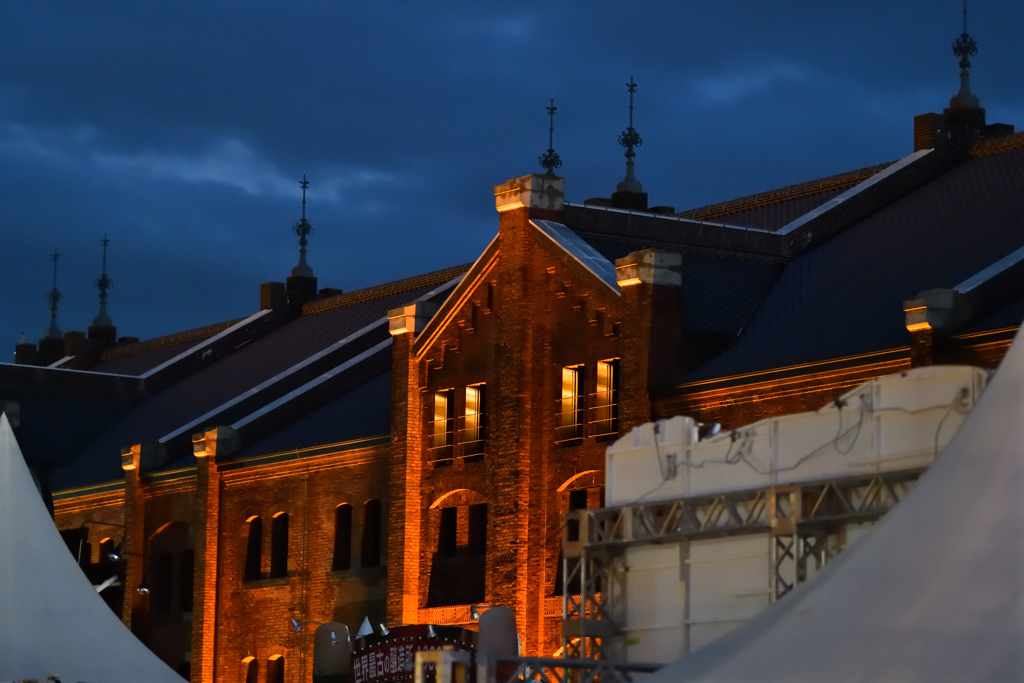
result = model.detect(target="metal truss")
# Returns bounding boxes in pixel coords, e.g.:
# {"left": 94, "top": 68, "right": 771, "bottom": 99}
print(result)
{"left": 561, "top": 467, "right": 925, "bottom": 659}
{"left": 415, "top": 650, "right": 662, "bottom": 683}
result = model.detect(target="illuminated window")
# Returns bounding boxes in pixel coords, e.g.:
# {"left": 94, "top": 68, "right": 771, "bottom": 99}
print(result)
{"left": 556, "top": 365, "right": 585, "bottom": 442}
{"left": 590, "top": 359, "right": 619, "bottom": 438}
{"left": 429, "top": 389, "right": 455, "bottom": 462}
{"left": 270, "top": 513, "right": 288, "bottom": 578}
{"left": 244, "top": 516, "right": 262, "bottom": 581}
{"left": 362, "top": 499, "right": 382, "bottom": 568}
{"left": 332, "top": 504, "right": 352, "bottom": 571}
{"left": 461, "top": 384, "right": 486, "bottom": 458}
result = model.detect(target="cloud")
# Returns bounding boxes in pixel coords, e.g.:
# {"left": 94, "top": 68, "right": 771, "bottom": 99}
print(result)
{"left": 695, "top": 63, "right": 810, "bottom": 105}
{"left": 91, "top": 138, "right": 398, "bottom": 202}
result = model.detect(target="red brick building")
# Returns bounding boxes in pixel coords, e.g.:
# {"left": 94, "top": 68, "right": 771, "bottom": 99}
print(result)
{"left": 4, "top": 88, "right": 1024, "bottom": 682}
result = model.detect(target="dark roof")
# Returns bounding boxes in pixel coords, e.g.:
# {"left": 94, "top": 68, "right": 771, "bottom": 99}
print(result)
{"left": 682, "top": 144, "right": 1024, "bottom": 383}
{"left": 51, "top": 271, "right": 463, "bottom": 490}
{"left": 5, "top": 389, "right": 137, "bottom": 472}
{"left": 235, "top": 371, "right": 391, "bottom": 459}
{"left": 90, "top": 319, "right": 241, "bottom": 375}
{"left": 580, "top": 235, "right": 781, "bottom": 335}
{"left": 677, "top": 162, "right": 894, "bottom": 231}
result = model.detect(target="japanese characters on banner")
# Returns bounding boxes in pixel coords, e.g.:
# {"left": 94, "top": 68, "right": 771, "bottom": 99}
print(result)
{"left": 351, "top": 625, "right": 476, "bottom": 683}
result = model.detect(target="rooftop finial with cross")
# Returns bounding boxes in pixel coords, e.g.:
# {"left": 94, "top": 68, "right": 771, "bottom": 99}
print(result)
{"left": 44, "top": 248, "right": 62, "bottom": 339}
{"left": 616, "top": 73, "right": 643, "bottom": 194}
{"left": 950, "top": 0, "right": 980, "bottom": 109}
{"left": 539, "top": 96, "right": 562, "bottom": 176}
{"left": 93, "top": 233, "right": 114, "bottom": 327}
{"left": 291, "top": 173, "right": 315, "bottom": 278}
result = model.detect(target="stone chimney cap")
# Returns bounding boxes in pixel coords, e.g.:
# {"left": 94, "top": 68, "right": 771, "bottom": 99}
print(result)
{"left": 494, "top": 174, "right": 564, "bottom": 213}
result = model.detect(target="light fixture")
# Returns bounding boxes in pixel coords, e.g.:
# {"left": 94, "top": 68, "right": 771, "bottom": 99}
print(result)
{"left": 329, "top": 631, "right": 339, "bottom": 645}
{"left": 291, "top": 619, "right": 303, "bottom": 632}
{"left": 379, "top": 623, "right": 390, "bottom": 635}
{"left": 107, "top": 542, "right": 123, "bottom": 562}
{"left": 427, "top": 625, "right": 437, "bottom": 638}
{"left": 470, "top": 605, "right": 480, "bottom": 620}
{"left": 137, "top": 573, "right": 150, "bottom": 594}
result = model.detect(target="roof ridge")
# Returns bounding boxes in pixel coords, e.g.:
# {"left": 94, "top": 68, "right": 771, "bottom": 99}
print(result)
{"left": 678, "top": 161, "right": 896, "bottom": 222}
{"left": 969, "top": 131, "right": 1024, "bottom": 158}
{"left": 301, "top": 263, "right": 471, "bottom": 315}
{"left": 98, "top": 318, "right": 244, "bottom": 361}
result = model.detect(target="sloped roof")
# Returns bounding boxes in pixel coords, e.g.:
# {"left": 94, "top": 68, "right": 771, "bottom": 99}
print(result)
{"left": 647, "top": 325, "right": 1024, "bottom": 682}
{"left": 51, "top": 268, "right": 466, "bottom": 490}
{"left": 683, "top": 144, "right": 1024, "bottom": 382}
{"left": 677, "top": 161, "right": 894, "bottom": 231}
{"left": 90, "top": 318, "right": 242, "bottom": 376}
{"left": 0, "top": 414, "right": 184, "bottom": 683}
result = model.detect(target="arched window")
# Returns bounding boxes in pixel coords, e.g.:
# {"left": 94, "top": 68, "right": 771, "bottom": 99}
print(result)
{"left": 98, "top": 537, "right": 114, "bottom": 566}
{"left": 243, "top": 656, "right": 257, "bottom": 683}
{"left": 361, "top": 499, "right": 382, "bottom": 568}
{"left": 244, "top": 516, "right": 262, "bottom": 581}
{"left": 270, "top": 513, "right": 289, "bottom": 578}
{"left": 333, "top": 504, "right": 352, "bottom": 571}
{"left": 267, "top": 655, "right": 285, "bottom": 683}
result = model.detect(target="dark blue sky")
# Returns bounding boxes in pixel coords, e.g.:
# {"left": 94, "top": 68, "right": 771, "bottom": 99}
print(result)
{"left": 1, "top": 1, "right": 1021, "bottom": 352}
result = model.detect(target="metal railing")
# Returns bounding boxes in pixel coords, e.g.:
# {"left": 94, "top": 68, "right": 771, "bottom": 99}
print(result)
{"left": 415, "top": 650, "right": 663, "bottom": 683}
{"left": 428, "top": 416, "right": 488, "bottom": 465}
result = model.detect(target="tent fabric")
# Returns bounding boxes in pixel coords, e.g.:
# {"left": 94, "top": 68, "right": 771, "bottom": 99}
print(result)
{"left": 0, "top": 413, "right": 183, "bottom": 683}
{"left": 645, "top": 330, "right": 1024, "bottom": 681}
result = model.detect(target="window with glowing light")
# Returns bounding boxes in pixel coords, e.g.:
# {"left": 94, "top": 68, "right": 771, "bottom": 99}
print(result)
{"left": 556, "top": 365, "right": 585, "bottom": 442}
{"left": 461, "top": 384, "right": 486, "bottom": 458}
{"left": 429, "top": 389, "right": 455, "bottom": 462}
{"left": 590, "top": 359, "right": 619, "bottom": 438}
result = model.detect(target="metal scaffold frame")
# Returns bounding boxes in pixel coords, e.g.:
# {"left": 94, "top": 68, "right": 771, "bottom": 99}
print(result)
{"left": 561, "top": 467, "right": 925, "bottom": 660}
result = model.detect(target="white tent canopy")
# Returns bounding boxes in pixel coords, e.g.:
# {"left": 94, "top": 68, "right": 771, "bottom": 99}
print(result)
{"left": 645, "top": 332, "right": 1024, "bottom": 681}
{"left": 0, "top": 413, "right": 184, "bottom": 683}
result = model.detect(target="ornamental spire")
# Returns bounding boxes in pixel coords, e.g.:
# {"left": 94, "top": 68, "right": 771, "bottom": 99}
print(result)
{"left": 93, "top": 233, "right": 114, "bottom": 328}
{"left": 616, "top": 73, "right": 643, "bottom": 194}
{"left": 43, "top": 248, "right": 62, "bottom": 340}
{"left": 291, "top": 173, "right": 315, "bottom": 278}
{"left": 539, "top": 96, "right": 562, "bottom": 176}
{"left": 950, "top": 0, "right": 980, "bottom": 110}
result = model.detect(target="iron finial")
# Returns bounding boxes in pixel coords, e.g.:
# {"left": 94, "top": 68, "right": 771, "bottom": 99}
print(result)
{"left": 291, "top": 173, "right": 315, "bottom": 278}
{"left": 950, "top": 0, "right": 980, "bottom": 109}
{"left": 616, "top": 72, "right": 643, "bottom": 194}
{"left": 93, "top": 233, "right": 114, "bottom": 327}
{"left": 44, "top": 248, "right": 62, "bottom": 339}
{"left": 539, "top": 95, "right": 562, "bottom": 176}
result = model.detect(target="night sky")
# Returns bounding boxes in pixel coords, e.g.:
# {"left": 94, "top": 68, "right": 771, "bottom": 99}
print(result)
{"left": 1, "top": 2, "right": 1021, "bottom": 353}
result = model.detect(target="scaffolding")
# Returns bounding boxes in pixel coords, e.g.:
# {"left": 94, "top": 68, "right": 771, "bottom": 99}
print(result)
{"left": 560, "top": 467, "right": 925, "bottom": 660}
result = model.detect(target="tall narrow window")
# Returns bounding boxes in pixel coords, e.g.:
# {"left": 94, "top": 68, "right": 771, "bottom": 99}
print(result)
{"left": 361, "top": 499, "right": 382, "bottom": 567}
{"left": 591, "top": 359, "right": 619, "bottom": 437}
{"left": 430, "top": 390, "right": 455, "bottom": 462}
{"left": 438, "top": 507, "right": 457, "bottom": 557}
{"left": 333, "top": 504, "right": 353, "bottom": 571}
{"left": 244, "top": 516, "right": 262, "bottom": 581}
{"left": 462, "top": 384, "right": 486, "bottom": 458}
{"left": 556, "top": 365, "right": 585, "bottom": 442}
{"left": 179, "top": 548, "right": 195, "bottom": 613}
{"left": 151, "top": 552, "right": 174, "bottom": 614}
{"left": 468, "top": 503, "right": 487, "bottom": 555}
{"left": 243, "top": 657, "right": 257, "bottom": 683}
{"left": 267, "top": 656, "right": 284, "bottom": 683}
{"left": 270, "top": 513, "right": 289, "bottom": 578}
